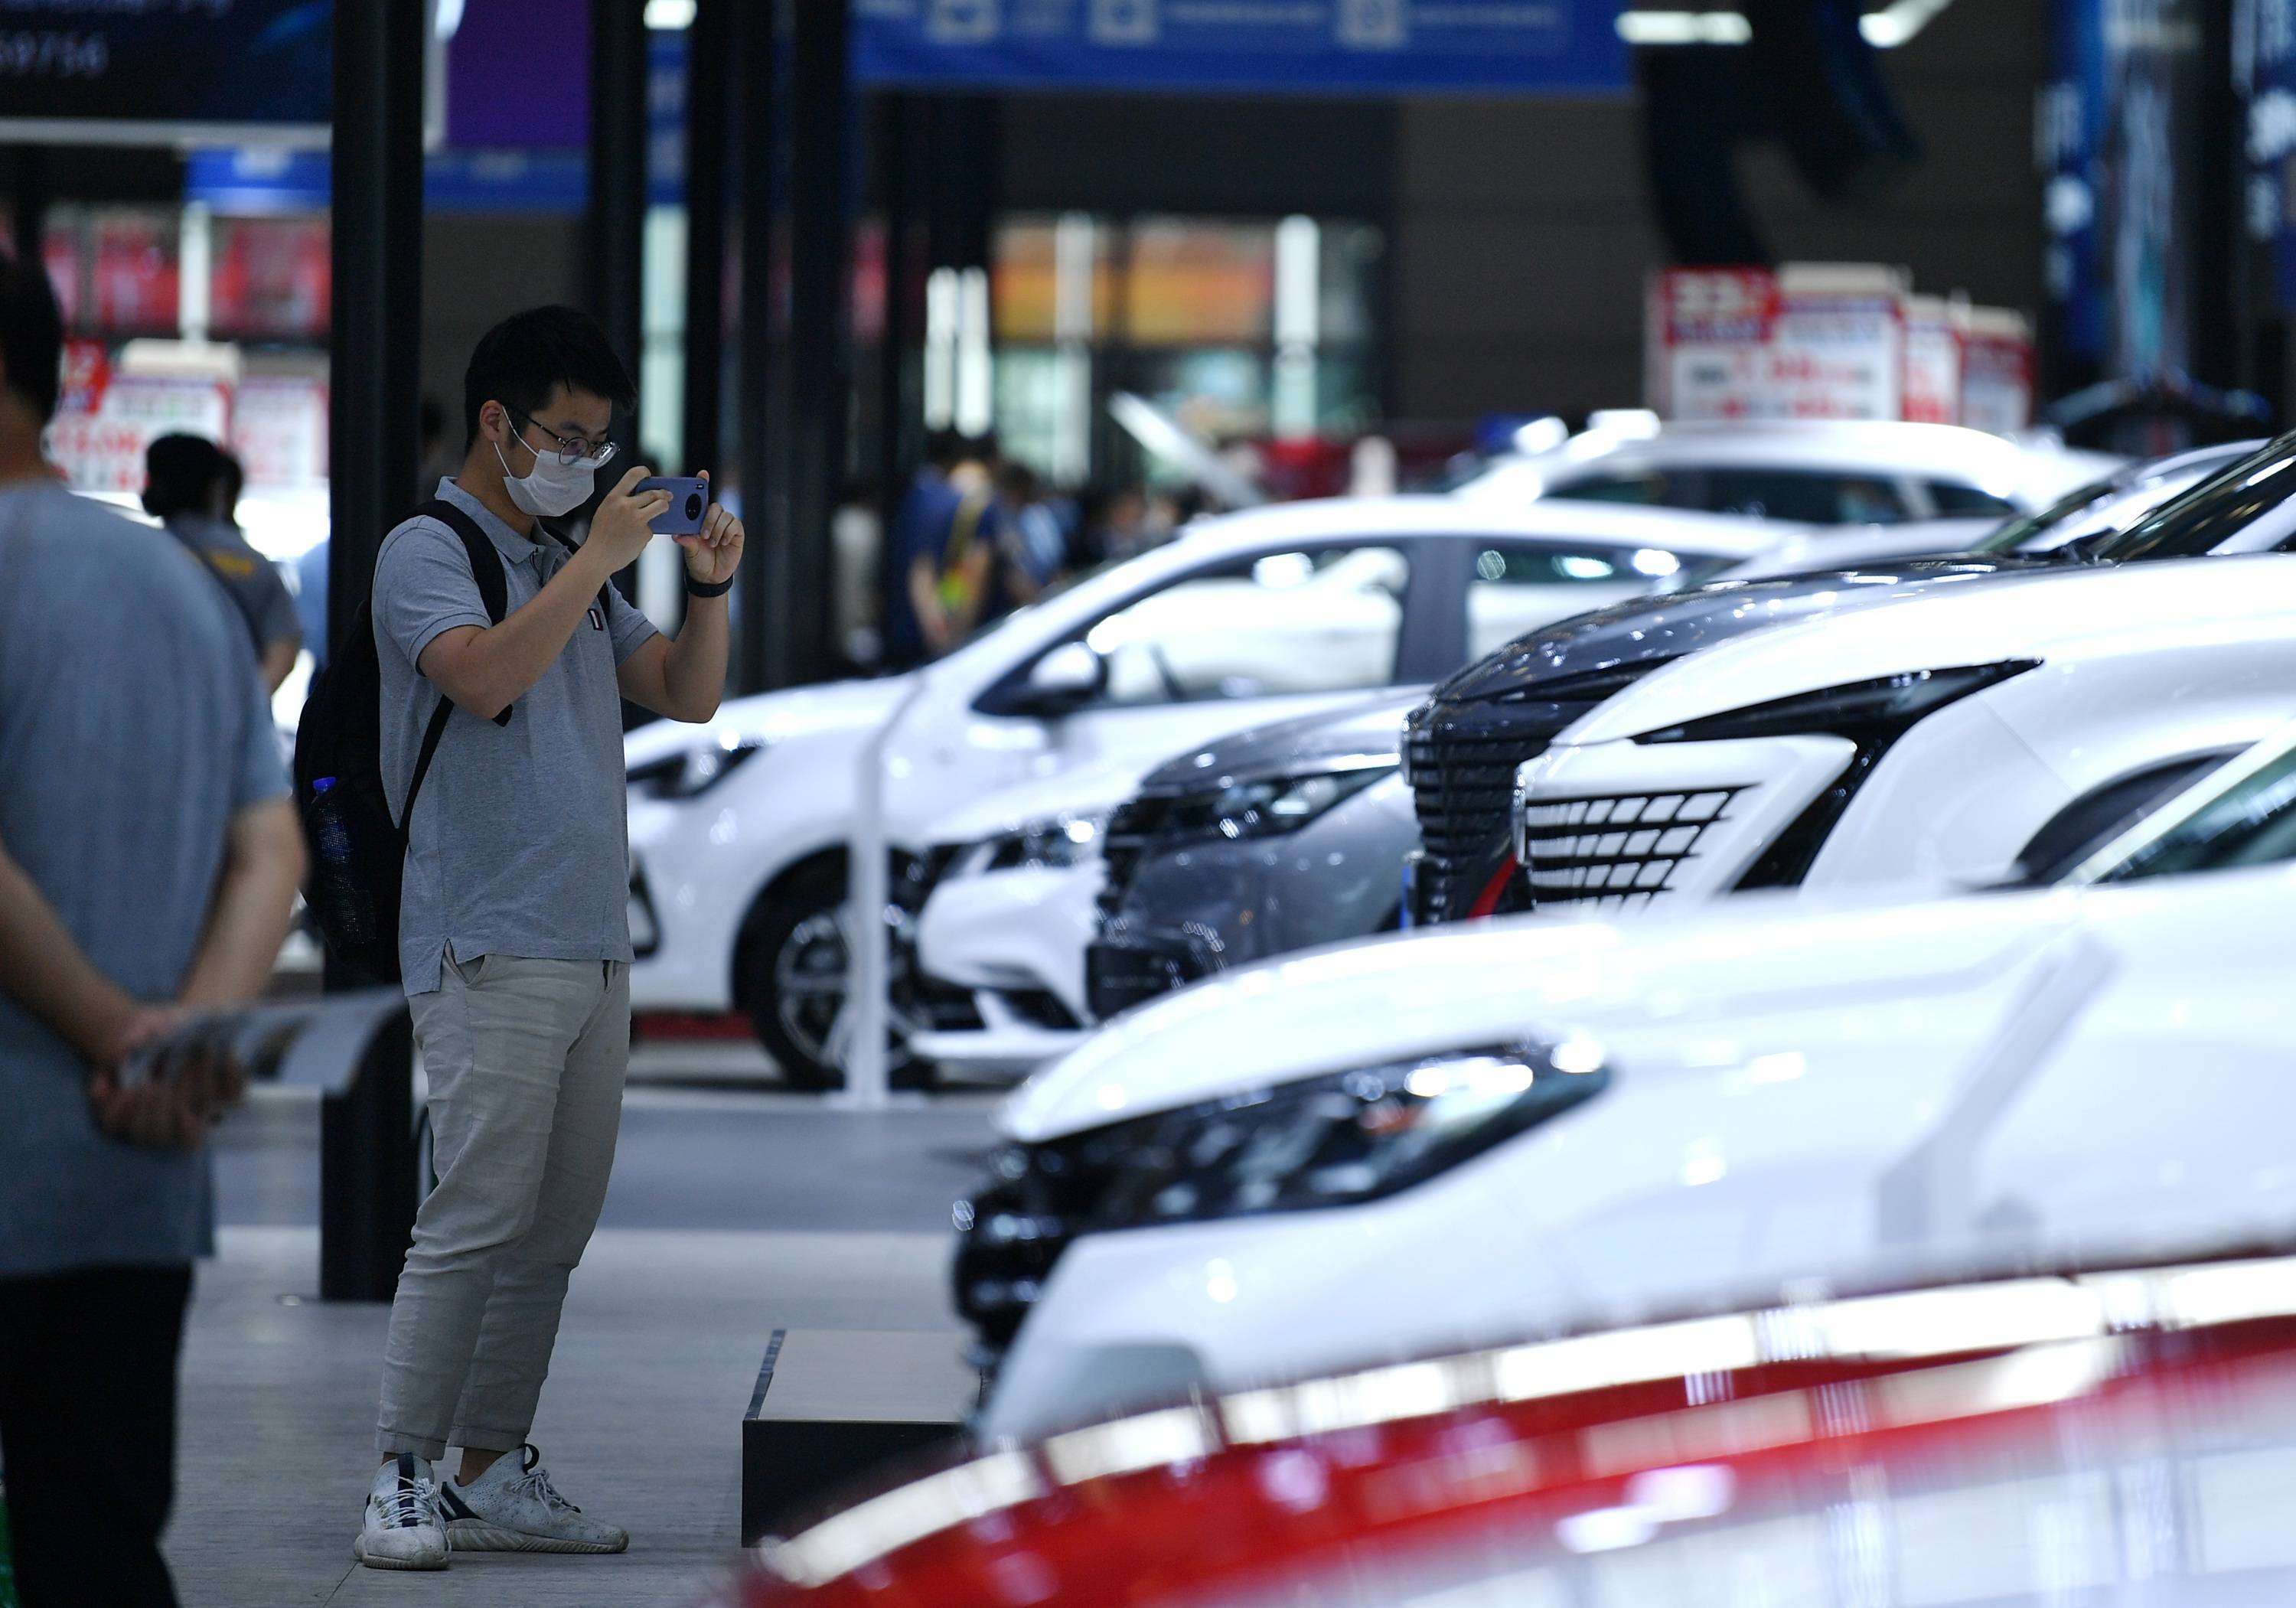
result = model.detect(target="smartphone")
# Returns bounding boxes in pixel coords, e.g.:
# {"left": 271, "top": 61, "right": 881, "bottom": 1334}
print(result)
{"left": 633, "top": 475, "right": 709, "bottom": 536}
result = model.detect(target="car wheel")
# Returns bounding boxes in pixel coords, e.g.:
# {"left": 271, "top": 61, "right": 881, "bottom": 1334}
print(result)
{"left": 735, "top": 865, "right": 937, "bottom": 1092}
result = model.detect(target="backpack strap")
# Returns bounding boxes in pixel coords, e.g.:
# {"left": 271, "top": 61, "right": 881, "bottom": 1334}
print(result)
{"left": 393, "top": 498, "right": 517, "bottom": 839}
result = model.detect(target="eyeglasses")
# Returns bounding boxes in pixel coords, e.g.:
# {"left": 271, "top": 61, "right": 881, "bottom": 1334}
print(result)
{"left": 512, "top": 410, "right": 618, "bottom": 468}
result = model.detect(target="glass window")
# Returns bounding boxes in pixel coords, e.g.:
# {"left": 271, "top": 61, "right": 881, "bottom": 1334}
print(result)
{"left": 2095, "top": 742, "right": 2296, "bottom": 882}
{"left": 1928, "top": 481, "right": 2020, "bottom": 517}
{"left": 1702, "top": 468, "right": 1910, "bottom": 523}
{"left": 1466, "top": 543, "right": 1652, "bottom": 659}
{"left": 1083, "top": 546, "right": 1408, "bottom": 706}
{"left": 2094, "top": 440, "right": 2296, "bottom": 560}
{"left": 1544, "top": 470, "right": 1675, "bottom": 507}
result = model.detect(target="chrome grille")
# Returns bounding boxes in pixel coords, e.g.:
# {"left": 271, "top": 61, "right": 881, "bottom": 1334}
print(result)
{"left": 1518, "top": 786, "right": 1749, "bottom": 910}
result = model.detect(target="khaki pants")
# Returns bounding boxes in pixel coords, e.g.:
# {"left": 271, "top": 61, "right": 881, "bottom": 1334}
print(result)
{"left": 375, "top": 954, "right": 629, "bottom": 1460}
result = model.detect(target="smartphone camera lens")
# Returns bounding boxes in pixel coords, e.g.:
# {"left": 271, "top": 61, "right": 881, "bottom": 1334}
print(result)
{"left": 685, "top": 494, "right": 703, "bottom": 520}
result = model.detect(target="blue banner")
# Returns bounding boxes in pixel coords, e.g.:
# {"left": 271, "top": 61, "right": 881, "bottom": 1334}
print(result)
{"left": 853, "top": 0, "right": 1626, "bottom": 96}
{"left": 0, "top": 0, "right": 330, "bottom": 141}
{"left": 2237, "top": 0, "right": 2296, "bottom": 309}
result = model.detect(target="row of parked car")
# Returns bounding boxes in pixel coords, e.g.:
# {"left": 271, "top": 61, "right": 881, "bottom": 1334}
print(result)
{"left": 640, "top": 416, "right": 2296, "bottom": 1603}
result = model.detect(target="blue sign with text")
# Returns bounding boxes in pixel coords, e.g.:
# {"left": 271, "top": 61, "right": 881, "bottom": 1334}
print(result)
{"left": 853, "top": 0, "right": 1626, "bottom": 96}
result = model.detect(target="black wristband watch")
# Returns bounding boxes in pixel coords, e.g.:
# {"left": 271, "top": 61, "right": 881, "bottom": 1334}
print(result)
{"left": 686, "top": 573, "right": 735, "bottom": 599}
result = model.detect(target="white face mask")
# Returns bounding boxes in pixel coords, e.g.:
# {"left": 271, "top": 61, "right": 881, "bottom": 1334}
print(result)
{"left": 494, "top": 429, "right": 598, "bottom": 517}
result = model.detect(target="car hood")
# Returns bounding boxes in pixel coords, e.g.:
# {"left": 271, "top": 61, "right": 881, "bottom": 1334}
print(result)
{"left": 622, "top": 674, "right": 912, "bottom": 767}
{"left": 1429, "top": 559, "right": 2030, "bottom": 708}
{"left": 1141, "top": 690, "right": 1425, "bottom": 791}
{"left": 926, "top": 749, "right": 1163, "bottom": 846}
{"left": 1002, "top": 880, "right": 2082, "bottom": 1142}
{"left": 1564, "top": 550, "right": 2296, "bottom": 746}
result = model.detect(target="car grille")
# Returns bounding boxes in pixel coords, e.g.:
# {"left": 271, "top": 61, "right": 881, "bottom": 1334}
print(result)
{"left": 1518, "top": 786, "right": 1749, "bottom": 911}
{"left": 1096, "top": 792, "right": 1179, "bottom": 920}
{"left": 1405, "top": 712, "right": 1555, "bottom": 924}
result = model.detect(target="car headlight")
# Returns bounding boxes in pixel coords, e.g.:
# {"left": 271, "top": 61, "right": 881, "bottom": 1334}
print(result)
{"left": 952, "top": 1040, "right": 1611, "bottom": 1346}
{"left": 1633, "top": 661, "right": 2038, "bottom": 745}
{"left": 983, "top": 813, "right": 1107, "bottom": 872}
{"left": 626, "top": 734, "right": 768, "bottom": 800}
{"left": 1176, "top": 763, "right": 1396, "bottom": 842}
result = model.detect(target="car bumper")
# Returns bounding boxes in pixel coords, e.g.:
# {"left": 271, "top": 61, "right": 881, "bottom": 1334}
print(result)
{"left": 625, "top": 794, "right": 751, "bottom": 1013}
{"left": 915, "top": 859, "right": 1104, "bottom": 1023}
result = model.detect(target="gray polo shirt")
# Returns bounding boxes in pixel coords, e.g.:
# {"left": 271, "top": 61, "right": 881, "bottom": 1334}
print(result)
{"left": 0, "top": 482, "right": 287, "bottom": 1278}
{"left": 165, "top": 512, "right": 302, "bottom": 657}
{"left": 373, "top": 478, "right": 658, "bottom": 994}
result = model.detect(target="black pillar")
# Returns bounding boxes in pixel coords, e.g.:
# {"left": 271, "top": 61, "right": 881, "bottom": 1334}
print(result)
{"left": 735, "top": 0, "right": 776, "bottom": 693}
{"left": 683, "top": 0, "right": 732, "bottom": 481}
{"left": 322, "top": 0, "right": 426, "bottom": 1303}
{"left": 7, "top": 147, "right": 46, "bottom": 266}
{"left": 780, "top": 0, "right": 853, "bottom": 687}
{"left": 589, "top": 0, "right": 648, "bottom": 604}
{"left": 875, "top": 93, "right": 915, "bottom": 529}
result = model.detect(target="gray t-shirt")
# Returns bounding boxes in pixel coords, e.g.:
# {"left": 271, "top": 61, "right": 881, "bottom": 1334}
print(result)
{"left": 373, "top": 479, "right": 658, "bottom": 994}
{"left": 0, "top": 482, "right": 288, "bottom": 1279}
{"left": 165, "top": 512, "right": 302, "bottom": 656}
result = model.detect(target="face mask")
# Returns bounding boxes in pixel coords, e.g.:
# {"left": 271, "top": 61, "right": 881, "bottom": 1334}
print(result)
{"left": 494, "top": 431, "right": 598, "bottom": 517}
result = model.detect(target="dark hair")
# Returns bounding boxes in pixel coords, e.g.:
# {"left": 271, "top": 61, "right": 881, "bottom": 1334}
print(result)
{"left": 0, "top": 248, "right": 64, "bottom": 425}
{"left": 462, "top": 305, "right": 635, "bottom": 448}
{"left": 143, "top": 433, "right": 231, "bottom": 520}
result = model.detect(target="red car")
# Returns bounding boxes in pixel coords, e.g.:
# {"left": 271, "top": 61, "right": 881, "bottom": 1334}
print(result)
{"left": 718, "top": 1249, "right": 2296, "bottom": 1607}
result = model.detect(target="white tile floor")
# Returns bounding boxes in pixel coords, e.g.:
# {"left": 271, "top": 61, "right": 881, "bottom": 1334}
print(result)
{"left": 167, "top": 1221, "right": 956, "bottom": 1604}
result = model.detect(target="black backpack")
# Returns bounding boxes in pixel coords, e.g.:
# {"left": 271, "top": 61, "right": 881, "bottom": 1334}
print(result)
{"left": 292, "top": 500, "right": 513, "bottom": 983}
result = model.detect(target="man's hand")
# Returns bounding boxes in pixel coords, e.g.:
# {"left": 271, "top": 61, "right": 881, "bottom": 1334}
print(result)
{"left": 677, "top": 471, "right": 745, "bottom": 589}
{"left": 588, "top": 465, "right": 675, "bottom": 572}
{"left": 86, "top": 1005, "right": 247, "bottom": 1153}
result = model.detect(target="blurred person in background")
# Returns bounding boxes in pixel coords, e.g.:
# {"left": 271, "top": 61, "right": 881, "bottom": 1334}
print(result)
{"left": 901, "top": 434, "right": 1010, "bottom": 659}
{"left": 144, "top": 433, "right": 303, "bottom": 694}
{"left": 993, "top": 460, "right": 1066, "bottom": 605}
{"left": 884, "top": 435, "right": 962, "bottom": 667}
{"left": 1079, "top": 481, "right": 1153, "bottom": 565}
{"left": 0, "top": 250, "right": 306, "bottom": 1608}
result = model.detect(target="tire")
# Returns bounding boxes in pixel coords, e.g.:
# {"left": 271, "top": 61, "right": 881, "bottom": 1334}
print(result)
{"left": 734, "top": 863, "right": 936, "bottom": 1093}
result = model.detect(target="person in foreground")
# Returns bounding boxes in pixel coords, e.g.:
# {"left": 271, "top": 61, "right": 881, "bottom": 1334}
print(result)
{"left": 357, "top": 306, "right": 744, "bottom": 1570}
{"left": 0, "top": 252, "right": 306, "bottom": 1606}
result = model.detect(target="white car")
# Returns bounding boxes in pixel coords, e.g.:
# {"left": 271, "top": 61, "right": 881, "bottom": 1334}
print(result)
{"left": 1453, "top": 416, "right": 2118, "bottom": 526}
{"left": 1712, "top": 439, "right": 2258, "bottom": 582}
{"left": 1510, "top": 553, "right": 2296, "bottom": 914}
{"left": 960, "top": 722, "right": 2296, "bottom": 1441}
{"left": 623, "top": 496, "right": 1784, "bottom": 1086}
{"left": 902, "top": 760, "right": 1144, "bottom": 1081}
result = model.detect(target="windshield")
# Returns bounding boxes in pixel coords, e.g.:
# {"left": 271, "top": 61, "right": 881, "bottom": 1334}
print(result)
{"left": 2083, "top": 738, "right": 2296, "bottom": 882}
{"left": 1970, "top": 474, "right": 2122, "bottom": 553}
{"left": 2089, "top": 437, "right": 2296, "bottom": 561}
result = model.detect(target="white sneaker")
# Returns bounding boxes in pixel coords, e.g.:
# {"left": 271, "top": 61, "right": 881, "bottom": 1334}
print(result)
{"left": 441, "top": 1443, "right": 629, "bottom": 1554}
{"left": 354, "top": 1453, "right": 449, "bottom": 1570}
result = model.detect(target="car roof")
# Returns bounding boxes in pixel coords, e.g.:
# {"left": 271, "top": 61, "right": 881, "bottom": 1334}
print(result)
{"left": 1459, "top": 420, "right": 2119, "bottom": 504}
{"left": 1172, "top": 494, "right": 1787, "bottom": 559}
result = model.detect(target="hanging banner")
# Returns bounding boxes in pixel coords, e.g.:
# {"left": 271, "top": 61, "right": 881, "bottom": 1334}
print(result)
{"left": 853, "top": 0, "right": 1626, "bottom": 96}
{"left": 0, "top": 0, "right": 331, "bottom": 146}
{"left": 2236, "top": 0, "right": 2296, "bottom": 309}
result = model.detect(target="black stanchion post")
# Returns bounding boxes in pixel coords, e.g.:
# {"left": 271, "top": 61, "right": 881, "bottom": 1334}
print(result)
{"left": 735, "top": 0, "right": 775, "bottom": 693}
{"left": 321, "top": 0, "right": 426, "bottom": 1303}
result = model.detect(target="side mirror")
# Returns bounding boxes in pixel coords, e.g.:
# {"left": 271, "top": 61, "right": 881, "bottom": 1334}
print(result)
{"left": 1021, "top": 641, "right": 1107, "bottom": 713}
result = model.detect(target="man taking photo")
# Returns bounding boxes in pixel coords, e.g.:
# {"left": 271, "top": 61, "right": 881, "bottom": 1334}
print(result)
{"left": 356, "top": 305, "right": 742, "bottom": 1570}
